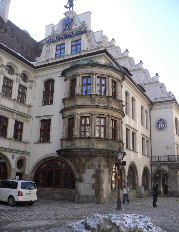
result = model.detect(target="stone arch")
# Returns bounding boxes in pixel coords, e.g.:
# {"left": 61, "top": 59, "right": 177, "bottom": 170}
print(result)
{"left": 15, "top": 156, "right": 26, "bottom": 180}
{"left": 153, "top": 168, "right": 168, "bottom": 195}
{"left": 31, "top": 156, "right": 78, "bottom": 189}
{"left": 0, "top": 153, "right": 12, "bottom": 179}
{"left": 127, "top": 162, "right": 139, "bottom": 190}
{"left": 5, "top": 61, "right": 19, "bottom": 75}
{"left": 142, "top": 167, "right": 150, "bottom": 191}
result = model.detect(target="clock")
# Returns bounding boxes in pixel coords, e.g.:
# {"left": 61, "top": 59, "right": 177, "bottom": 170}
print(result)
{"left": 156, "top": 118, "right": 167, "bottom": 131}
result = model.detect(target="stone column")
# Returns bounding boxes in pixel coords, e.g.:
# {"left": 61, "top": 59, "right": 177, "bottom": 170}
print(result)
{"left": 96, "top": 159, "right": 105, "bottom": 203}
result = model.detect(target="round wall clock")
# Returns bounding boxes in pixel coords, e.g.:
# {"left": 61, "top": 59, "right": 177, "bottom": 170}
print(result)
{"left": 156, "top": 118, "right": 167, "bottom": 131}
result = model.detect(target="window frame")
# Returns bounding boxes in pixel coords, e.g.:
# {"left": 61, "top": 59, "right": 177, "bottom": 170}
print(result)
{"left": 42, "top": 79, "right": 54, "bottom": 106}
{"left": 70, "top": 78, "right": 76, "bottom": 97}
{"left": 13, "top": 120, "right": 23, "bottom": 141}
{"left": 68, "top": 117, "right": 74, "bottom": 139}
{"left": 2, "top": 76, "right": 13, "bottom": 98}
{"left": 17, "top": 84, "right": 27, "bottom": 104}
{"left": 0, "top": 116, "right": 8, "bottom": 138}
{"left": 82, "top": 76, "right": 91, "bottom": 95}
{"left": 39, "top": 119, "right": 51, "bottom": 143}
{"left": 111, "top": 119, "right": 117, "bottom": 140}
{"left": 97, "top": 76, "right": 106, "bottom": 96}
{"left": 80, "top": 116, "right": 90, "bottom": 137}
{"left": 71, "top": 39, "right": 81, "bottom": 54}
{"left": 95, "top": 117, "right": 106, "bottom": 138}
{"left": 55, "top": 43, "right": 65, "bottom": 57}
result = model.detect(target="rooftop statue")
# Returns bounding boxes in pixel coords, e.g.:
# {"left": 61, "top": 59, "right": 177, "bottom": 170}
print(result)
{"left": 64, "top": 0, "right": 75, "bottom": 11}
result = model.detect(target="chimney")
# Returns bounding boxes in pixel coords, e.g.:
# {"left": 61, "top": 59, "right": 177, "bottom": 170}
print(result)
{"left": 0, "top": 0, "right": 11, "bottom": 22}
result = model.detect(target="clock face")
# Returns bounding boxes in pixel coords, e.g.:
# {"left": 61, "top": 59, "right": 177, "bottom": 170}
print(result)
{"left": 156, "top": 118, "right": 167, "bottom": 131}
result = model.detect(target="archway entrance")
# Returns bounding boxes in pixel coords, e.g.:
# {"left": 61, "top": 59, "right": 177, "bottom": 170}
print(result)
{"left": 0, "top": 156, "right": 8, "bottom": 179}
{"left": 142, "top": 167, "right": 150, "bottom": 192}
{"left": 153, "top": 169, "right": 168, "bottom": 195}
{"left": 128, "top": 164, "right": 138, "bottom": 190}
{"left": 34, "top": 159, "right": 75, "bottom": 189}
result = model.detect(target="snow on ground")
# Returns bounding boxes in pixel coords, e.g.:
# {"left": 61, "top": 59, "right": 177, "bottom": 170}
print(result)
{"left": 70, "top": 214, "right": 166, "bottom": 232}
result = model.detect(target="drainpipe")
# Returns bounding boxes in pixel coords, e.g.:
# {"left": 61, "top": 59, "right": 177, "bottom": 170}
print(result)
{"left": 149, "top": 103, "right": 153, "bottom": 191}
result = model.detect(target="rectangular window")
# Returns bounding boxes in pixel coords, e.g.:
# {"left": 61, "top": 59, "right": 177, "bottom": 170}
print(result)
{"left": 125, "top": 91, "right": 130, "bottom": 116}
{"left": 82, "top": 76, "right": 91, "bottom": 95}
{"left": 71, "top": 39, "right": 81, "bottom": 54}
{"left": 146, "top": 140, "right": 150, "bottom": 156}
{"left": 13, "top": 120, "right": 23, "bottom": 141}
{"left": 42, "top": 80, "right": 54, "bottom": 106}
{"left": 132, "top": 131, "right": 136, "bottom": 151}
{"left": 126, "top": 128, "right": 130, "bottom": 149}
{"left": 80, "top": 116, "right": 90, "bottom": 137}
{"left": 0, "top": 116, "right": 8, "bottom": 138}
{"left": 55, "top": 43, "right": 65, "bottom": 57}
{"left": 142, "top": 137, "right": 146, "bottom": 155}
{"left": 131, "top": 97, "right": 136, "bottom": 120}
{"left": 40, "top": 119, "right": 51, "bottom": 142}
{"left": 70, "top": 78, "right": 76, "bottom": 97}
{"left": 68, "top": 117, "right": 74, "bottom": 138}
{"left": 111, "top": 119, "right": 117, "bottom": 140}
{"left": 96, "top": 117, "right": 106, "bottom": 138}
{"left": 2, "top": 77, "right": 13, "bottom": 98}
{"left": 111, "top": 80, "right": 117, "bottom": 99}
{"left": 141, "top": 106, "right": 144, "bottom": 126}
{"left": 17, "top": 84, "right": 27, "bottom": 104}
{"left": 97, "top": 77, "right": 106, "bottom": 96}
{"left": 145, "top": 110, "right": 149, "bottom": 129}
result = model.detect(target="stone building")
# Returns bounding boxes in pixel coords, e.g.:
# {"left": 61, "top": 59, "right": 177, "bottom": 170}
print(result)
{"left": 0, "top": 0, "right": 178, "bottom": 202}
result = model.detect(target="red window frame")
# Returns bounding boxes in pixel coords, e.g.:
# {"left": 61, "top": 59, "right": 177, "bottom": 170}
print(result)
{"left": 0, "top": 116, "right": 8, "bottom": 138}
{"left": 42, "top": 80, "right": 54, "bottom": 106}
{"left": 13, "top": 120, "right": 23, "bottom": 141}
{"left": 40, "top": 119, "right": 51, "bottom": 142}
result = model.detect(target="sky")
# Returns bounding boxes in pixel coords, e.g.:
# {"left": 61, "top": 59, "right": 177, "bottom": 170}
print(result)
{"left": 8, "top": 0, "right": 179, "bottom": 101}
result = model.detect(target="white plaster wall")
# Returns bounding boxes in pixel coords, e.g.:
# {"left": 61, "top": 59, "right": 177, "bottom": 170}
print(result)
{"left": 151, "top": 103, "right": 175, "bottom": 156}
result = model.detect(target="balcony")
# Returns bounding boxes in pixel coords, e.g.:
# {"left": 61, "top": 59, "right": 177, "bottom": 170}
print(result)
{"left": 61, "top": 137, "right": 123, "bottom": 153}
{"left": 62, "top": 94, "right": 123, "bottom": 112}
{"left": 151, "top": 155, "right": 179, "bottom": 163}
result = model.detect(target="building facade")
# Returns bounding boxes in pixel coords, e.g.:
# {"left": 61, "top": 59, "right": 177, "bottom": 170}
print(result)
{"left": 0, "top": 0, "right": 178, "bottom": 202}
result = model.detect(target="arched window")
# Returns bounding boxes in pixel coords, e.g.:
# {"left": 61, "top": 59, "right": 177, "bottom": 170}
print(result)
{"left": 128, "top": 165, "right": 137, "bottom": 190}
{"left": 42, "top": 79, "right": 54, "bottom": 106}
{"left": 142, "top": 168, "right": 150, "bottom": 191}
{"left": 34, "top": 159, "right": 75, "bottom": 189}
{"left": 6, "top": 64, "right": 15, "bottom": 75}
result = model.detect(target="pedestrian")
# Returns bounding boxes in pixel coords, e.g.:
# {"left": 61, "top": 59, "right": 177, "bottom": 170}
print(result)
{"left": 152, "top": 183, "right": 159, "bottom": 208}
{"left": 122, "top": 183, "right": 129, "bottom": 204}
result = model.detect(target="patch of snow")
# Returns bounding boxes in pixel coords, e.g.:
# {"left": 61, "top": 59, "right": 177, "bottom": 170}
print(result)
{"left": 70, "top": 214, "right": 166, "bottom": 232}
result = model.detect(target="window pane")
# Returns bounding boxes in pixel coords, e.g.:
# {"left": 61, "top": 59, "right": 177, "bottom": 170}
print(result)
{"left": 55, "top": 43, "right": 65, "bottom": 57}
{"left": 0, "top": 116, "right": 8, "bottom": 137}
{"left": 82, "top": 77, "right": 91, "bottom": 95}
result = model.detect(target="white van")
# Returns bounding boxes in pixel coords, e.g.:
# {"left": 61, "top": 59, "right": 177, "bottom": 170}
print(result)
{"left": 0, "top": 179, "right": 37, "bottom": 206}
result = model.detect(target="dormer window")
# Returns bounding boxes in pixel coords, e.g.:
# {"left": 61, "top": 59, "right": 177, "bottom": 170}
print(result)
{"left": 71, "top": 39, "right": 81, "bottom": 54}
{"left": 6, "top": 65, "right": 15, "bottom": 75}
{"left": 55, "top": 43, "right": 65, "bottom": 57}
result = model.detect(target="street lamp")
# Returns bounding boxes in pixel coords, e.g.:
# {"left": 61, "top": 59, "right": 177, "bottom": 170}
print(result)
{"left": 116, "top": 148, "right": 126, "bottom": 210}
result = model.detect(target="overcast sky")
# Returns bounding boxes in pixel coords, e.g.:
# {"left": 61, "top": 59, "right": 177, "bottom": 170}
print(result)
{"left": 9, "top": 0, "right": 179, "bottom": 101}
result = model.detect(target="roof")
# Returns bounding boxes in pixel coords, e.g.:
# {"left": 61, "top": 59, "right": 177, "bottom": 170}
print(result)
{"left": 0, "top": 17, "right": 43, "bottom": 61}
{"left": 61, "top": 59, "right": 129, "bottom": 76}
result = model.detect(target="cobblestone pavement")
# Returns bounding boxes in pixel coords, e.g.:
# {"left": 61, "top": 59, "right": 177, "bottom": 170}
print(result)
{"left": 0, "top": 197, "right": 179, "bottom": 232}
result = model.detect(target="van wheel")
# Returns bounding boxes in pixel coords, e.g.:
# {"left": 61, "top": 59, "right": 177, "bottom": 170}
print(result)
{"left": 8, "top": 196, "right": 15, "bottom": 206}
{"left": 28, "top": 202, "right": 34, "bottom": 206}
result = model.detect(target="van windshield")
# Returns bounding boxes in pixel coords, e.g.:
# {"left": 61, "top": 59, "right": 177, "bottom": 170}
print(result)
{"left": 21, "top": 182, "right": 37, "bottom": 190}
